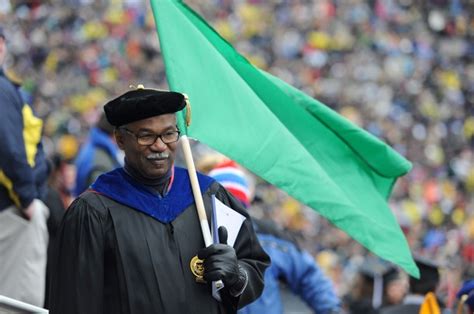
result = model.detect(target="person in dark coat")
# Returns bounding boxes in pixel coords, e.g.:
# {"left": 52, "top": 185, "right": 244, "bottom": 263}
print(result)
{"left": 48, "top": 87, "right": 270, "bottom": 314}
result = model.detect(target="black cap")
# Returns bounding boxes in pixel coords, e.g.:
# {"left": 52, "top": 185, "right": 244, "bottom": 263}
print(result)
{"left": 104, "top": 87, "right": 186, "bottom": 127}
{"left": 0, "top": 26, "right": 4, "bottom": 39}
{"left": 409, "top": 255, "right": 440, "bottom": 294}
{"left": 358, "top": 258, "right": 400, "bottom": 309}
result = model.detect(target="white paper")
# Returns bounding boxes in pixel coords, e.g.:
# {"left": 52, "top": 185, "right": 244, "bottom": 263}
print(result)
{"left": 0, "top": 295, "right": 49, "bottom": 313}
{"left": 212, "top": 196, "right": 246, "bottom": 247}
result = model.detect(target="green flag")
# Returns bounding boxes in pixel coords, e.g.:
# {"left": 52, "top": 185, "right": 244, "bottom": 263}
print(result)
{"left": 150, "top": 0, "right": 419, "bottom": 277}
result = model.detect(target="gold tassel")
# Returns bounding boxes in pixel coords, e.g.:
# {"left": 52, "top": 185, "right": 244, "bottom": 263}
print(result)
{"left": 419, "top": 292, "right": 441, "bottom": 314}
{"left": 183, "top": 93, "right": 192, "bottom": 127}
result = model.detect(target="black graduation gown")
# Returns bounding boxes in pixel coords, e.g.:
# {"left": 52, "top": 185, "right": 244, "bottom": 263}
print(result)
{"left": 48, "top": 171, "right": 269, "bottom": 314}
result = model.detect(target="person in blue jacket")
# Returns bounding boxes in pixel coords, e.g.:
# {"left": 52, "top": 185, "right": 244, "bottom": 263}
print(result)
{"left": 74, "top": 112, "right": 122, "bottom": 196}
{"left": 0, "top": 25, "right": 50, "bottom": 307}
{"left": 208, "top": 159, "right": 341, "bottom": 314}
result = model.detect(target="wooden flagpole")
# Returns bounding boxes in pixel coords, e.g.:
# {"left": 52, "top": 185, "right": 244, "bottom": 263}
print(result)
{"left": 180, "top": 95, "right": 224, "bottom": 289}
{"left": 181, "top": 135, "right": 213, "bottom": 247}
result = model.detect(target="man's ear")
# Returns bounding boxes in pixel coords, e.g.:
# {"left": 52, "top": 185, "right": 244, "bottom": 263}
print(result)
{"left": 115, "top": 129, "right": 125, "bottom": 150}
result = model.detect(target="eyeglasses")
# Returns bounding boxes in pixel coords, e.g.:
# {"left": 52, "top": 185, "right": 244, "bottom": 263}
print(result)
{"left": 120, "top": 128, "right": 181, "bottom": 146}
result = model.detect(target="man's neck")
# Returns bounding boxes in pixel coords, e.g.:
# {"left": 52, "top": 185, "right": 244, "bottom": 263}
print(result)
{"left": 123, "top": 160, "right": 172, "bottom": 196}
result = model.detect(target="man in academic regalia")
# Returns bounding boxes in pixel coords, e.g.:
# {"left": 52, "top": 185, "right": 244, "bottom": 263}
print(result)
{"left": 48, "top": 87, "right": 270, "bottom": 314}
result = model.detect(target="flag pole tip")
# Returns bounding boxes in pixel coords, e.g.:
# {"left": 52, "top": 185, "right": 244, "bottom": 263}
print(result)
{"left": 128, "top": 84, "right": 145, "bottom": 89}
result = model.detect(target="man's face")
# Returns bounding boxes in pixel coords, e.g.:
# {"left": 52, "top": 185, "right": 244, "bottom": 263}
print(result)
{"left": 0, "top": 37, "right": 6, "bottom": 66}
{"left": 115, "top": 113, "right": 179, "bottom": 179}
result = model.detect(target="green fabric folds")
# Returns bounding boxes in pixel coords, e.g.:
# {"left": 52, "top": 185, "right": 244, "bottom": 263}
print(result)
{"left": 150, "top": 0, "right": 418, "bottom": 277}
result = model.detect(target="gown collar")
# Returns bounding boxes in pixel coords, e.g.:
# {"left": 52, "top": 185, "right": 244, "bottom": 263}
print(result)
{"left": 91, "top": 167, "right": 214, "bottom": 223}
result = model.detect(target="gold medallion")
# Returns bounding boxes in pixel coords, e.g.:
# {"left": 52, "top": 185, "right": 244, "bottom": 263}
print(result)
{"left": 190, "top": 255, "right": 206, "bottom": 283}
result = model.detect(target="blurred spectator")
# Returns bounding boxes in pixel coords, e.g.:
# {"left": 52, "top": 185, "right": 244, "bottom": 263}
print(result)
{"left": 380, "top": 256, "right": 444, "bottom": 314}
{"left": 0, "top": 24, "right": 49, "bottom": 307}
{"left": 383, "top": 268, "right": 409, "bottom": 309}
{"left": 44, "top": 154, "right": 69, "bottom": 238}
{"left": 74, "top": 111, "right": 122, "bottom": 196}
{"left": 343, "top": 258, "right": 405, "bottom": 314}
{"left": 456, "top": 279, "right": 474, "bottom": 314}
{"left": 42, "top": 153, "right": 69, "bottom": 308}
{"left": 208, "top": 159, "right": 341, "bottom": 314}
{"left": 46, "top": 153, "right": 76, "bottom": 209}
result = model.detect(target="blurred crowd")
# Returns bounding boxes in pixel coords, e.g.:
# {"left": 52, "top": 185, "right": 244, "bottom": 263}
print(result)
{"left": 0, "top": 0, "right": 473, "bottom": 311}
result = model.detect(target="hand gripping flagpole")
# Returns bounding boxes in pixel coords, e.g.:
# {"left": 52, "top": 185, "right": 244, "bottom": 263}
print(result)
{"left": 180, "top": 94, "right": 224, "bottom": 290}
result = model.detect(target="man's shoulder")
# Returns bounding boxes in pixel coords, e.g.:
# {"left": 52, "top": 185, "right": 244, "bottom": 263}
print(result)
{"left": 0, "top": 75, "right": 23, "bottom": 111}
{"left": 0, "top": 72, "right": 17, "bottom": 93}
{"left": 174, "top": 166, "right": 217, "bottom": 191}
{"left": 0, "top": 72, "right": 11, "bottom": 85}
{"left": 72, "top": 191, "right": 114, "bottom": 216}
{"left": 174, "top": 166, "right": 214, "bottom": 180}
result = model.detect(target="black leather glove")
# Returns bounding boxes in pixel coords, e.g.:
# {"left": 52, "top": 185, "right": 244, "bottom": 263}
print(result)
{"left": 198, "top": 226, "right": 248, "bottom": 296}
